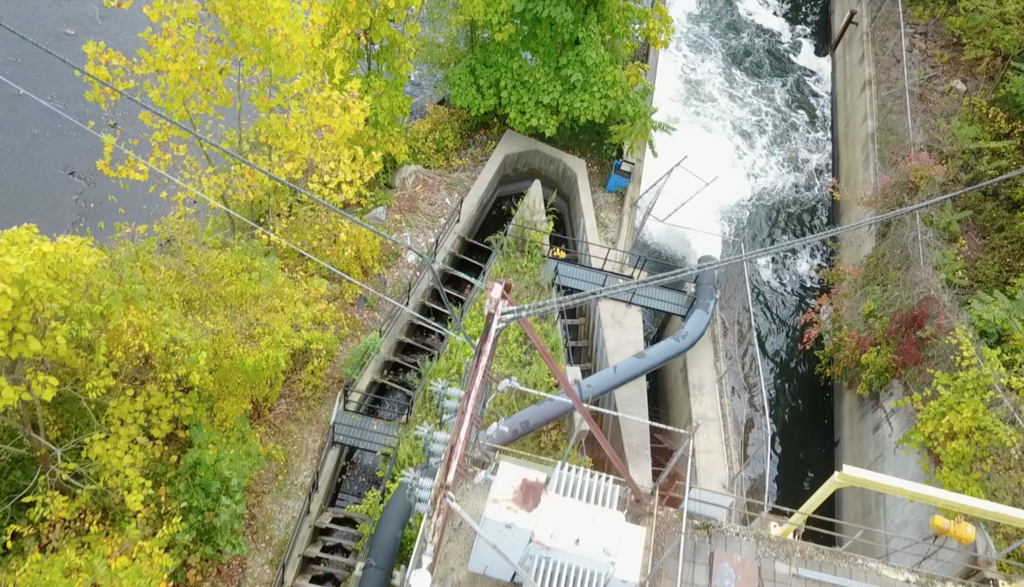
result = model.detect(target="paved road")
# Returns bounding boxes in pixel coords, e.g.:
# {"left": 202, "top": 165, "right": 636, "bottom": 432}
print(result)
{"left": 0, "top": 0, "right": 167, "bottom": 237}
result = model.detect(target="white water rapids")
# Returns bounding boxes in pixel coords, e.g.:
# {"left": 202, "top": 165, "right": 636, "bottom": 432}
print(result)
{"left": 638, "top": 0, "right": 836, "bottom": 512}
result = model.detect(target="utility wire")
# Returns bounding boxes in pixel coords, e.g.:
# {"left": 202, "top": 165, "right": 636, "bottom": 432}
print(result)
{"left": 0, "top": 19, "right": 474, "bottom": 348}
{"left": 502, "top": 164, "right": 1024, "bottom": 323}
{"left": 0, "top": 72, "right": 461, "bottom": 343}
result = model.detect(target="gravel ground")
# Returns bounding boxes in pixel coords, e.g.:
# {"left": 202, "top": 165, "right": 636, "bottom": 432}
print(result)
{"left": 585, "top": 158, "right": 623, "bottom": 246}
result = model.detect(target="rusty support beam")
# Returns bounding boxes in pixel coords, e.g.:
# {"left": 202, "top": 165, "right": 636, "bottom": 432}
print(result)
{"left": 510, "top": 294, "right": 649, "bottom": 506}
{"left": 426, "top": 281, "right": 508, "bottom": 572}
{"left": 830, "top": 9, "right": 858, "bottom": 54}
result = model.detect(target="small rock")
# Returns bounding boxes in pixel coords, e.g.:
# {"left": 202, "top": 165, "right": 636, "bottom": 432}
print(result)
{"left": 393, "top": 164, "right": 426, "bottom": 188}
{"left": 366, "top": 205, "right": 388, "bottom": 226}
{"left": 951, "top": 79, "right": 967, "bottom": 94}
{"left": 64, "top": 28, "right": 75, "bottom": 36}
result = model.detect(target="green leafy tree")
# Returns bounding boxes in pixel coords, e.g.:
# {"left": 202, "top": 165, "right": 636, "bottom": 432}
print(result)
{"left": 170, "top": 421, "right": 263, "bottom": 561}
{"left": 938, "top": 0, "right": 1024, "bottom": 65}
{"left": 426, "top": 0, "right": 674, "bottom": 151}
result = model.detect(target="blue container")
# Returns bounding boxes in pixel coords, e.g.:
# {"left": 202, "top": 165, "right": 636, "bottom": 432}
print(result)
{"left": 605, "top": 159, "right": 634, "bottom": 193}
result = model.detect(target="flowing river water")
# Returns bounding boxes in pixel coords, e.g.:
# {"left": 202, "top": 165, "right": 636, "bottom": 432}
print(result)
{"left": 638, "top": 0, "right": 835, "bottom": 522}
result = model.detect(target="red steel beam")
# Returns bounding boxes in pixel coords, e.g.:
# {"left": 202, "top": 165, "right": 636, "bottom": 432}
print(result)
{"left": 509, "top": 293, "right": 649, "bottom": 506}
{"left": 427, "top": 281, "right": 508, "bottom": 571}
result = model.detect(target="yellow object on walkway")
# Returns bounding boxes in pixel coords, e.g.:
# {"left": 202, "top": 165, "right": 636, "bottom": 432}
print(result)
{"left": 773, "top": 464, "right": 1024, "bottom": 539}
{"left": 929, "top": 514, "right": 975, "bottom": 545}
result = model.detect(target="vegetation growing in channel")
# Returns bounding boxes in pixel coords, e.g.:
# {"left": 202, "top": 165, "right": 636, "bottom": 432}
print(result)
{"left": 804, "top": 0, "right": 1024, "bottom": 564}
{"left": 347, "top": 211, "right": 586, "bottom": 565}
{"left": 1, "top": 0, "right": 675, "bottom": 579}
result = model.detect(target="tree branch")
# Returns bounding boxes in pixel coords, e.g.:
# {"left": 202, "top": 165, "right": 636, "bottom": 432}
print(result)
{"left": 0, "top": 414, "right": 62, "bottom": 456}
{"left": 0, "top": 443, "right": 30, "bottom": 456}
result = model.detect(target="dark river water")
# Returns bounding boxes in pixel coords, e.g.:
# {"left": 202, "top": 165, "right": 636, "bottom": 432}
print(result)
{"left": 0, "top": 0, "right": 166, "bottom": 237}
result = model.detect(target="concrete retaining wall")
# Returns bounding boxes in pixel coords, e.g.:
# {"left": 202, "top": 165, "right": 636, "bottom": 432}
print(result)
{"left": 831, "top": 0, "right": 976, "bottom": 572}
{"left": 352, "top": 130, "right": 606, "bottom": 403}
{"left": 350, "top": 130, "right": 654, "bottom": 492}
{"left": 588, "top": 298, "right": 654, "bottom": 490}
{"left": 654, "top": 314, "right": 729, "bottom": 494}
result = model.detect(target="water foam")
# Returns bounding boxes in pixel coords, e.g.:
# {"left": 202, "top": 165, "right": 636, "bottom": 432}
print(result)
{"left": 640, "top": 0, "right": 832, "bottom": 278}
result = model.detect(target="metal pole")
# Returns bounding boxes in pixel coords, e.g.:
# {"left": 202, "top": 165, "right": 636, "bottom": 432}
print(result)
{"left": 897, "top": 0, "right": 914, "bottom": 148}
{"left": 636, "top": 156, "right": 687, "bottom": 237}
{"left": 674, "top": 439, "right": 694, "bottom": 587}
{"left": 426, "top": 282, "right": 508, "bottom": 571}
{"left": 446, "top": 492, "right": 539, "bottom": 587}
{"left": 511, "top": 293, "right": 650, "bottom": 506}
{"left": 829, "top": 10, "right": 859, "bottom": 54}
{"left": 647, "top": 485, "right": 660, "bottom": 576}
{"left": 741, "top": 242, "right": 772, "bottom": 514}
{"left": 839, "top": 529, "right": 865, "bottom": 551}
{"left": 642, "top": 534, "right": 682, "bottom": 586}
{"left": 660, "top": 176, "right": 718, "bottom": 223}
{"left": 915, "top": 211, "right": 925, "bottom": 268}
{"left": 653, "top": 434, "right": 692, "bottom": 492}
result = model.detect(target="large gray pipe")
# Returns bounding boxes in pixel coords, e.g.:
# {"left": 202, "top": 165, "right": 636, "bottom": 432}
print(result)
{"left": 359, "top": 466, "right": 436, "bottom": 587}
{"left": 482, "top": 255, "right": 718, "bottom": 447}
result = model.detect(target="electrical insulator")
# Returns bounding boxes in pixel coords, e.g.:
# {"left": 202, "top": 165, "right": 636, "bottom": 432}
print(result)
{"left": 401, "top": 469, "right": 437, "bottom": 515}
{"left": 930, "top": 514, "right": 976, "bottom": 546}
{"left": 415, "top": 424, "right": 451, "bottom": 465}
{"left": 433, "top": 382, "right": 464, "bottom": 425}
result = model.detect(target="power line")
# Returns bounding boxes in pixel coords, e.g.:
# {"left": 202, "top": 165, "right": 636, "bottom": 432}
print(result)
{"left": 502, "top": 164, "right": 1024, "bottom": 323}
{"left": 0, "top": 19, "right": 473, "bottom": 348}
{"left": 0, "top": 72, "right": 461, "bottom": 344}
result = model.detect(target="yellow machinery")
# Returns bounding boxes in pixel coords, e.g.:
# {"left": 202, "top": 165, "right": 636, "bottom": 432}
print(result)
{"left": 929, "top": 514, "right": 976, "bottom": 545}
{"left": 773, "top": 464, "right": 1024, "bottom": 539}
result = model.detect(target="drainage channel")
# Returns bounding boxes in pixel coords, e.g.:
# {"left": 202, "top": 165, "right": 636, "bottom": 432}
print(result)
{"left": 287, "top": 179, "right": 573, "bottom": 587}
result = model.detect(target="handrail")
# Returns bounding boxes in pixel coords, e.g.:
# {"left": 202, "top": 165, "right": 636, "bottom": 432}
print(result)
{"left": 272, "top": 424, "right": 337, "bottom": 587}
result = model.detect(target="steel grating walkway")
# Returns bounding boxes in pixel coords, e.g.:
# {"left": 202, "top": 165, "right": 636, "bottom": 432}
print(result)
{"left": 552, "top": 259, "right": 695, "bottom": 317}
{"left": 332, "top": 411, "right": 400, "bottom": 453}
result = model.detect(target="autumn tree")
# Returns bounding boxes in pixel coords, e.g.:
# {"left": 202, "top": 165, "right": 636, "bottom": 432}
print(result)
{"left": 0, "top": 225, "right": 111, "bottom": 495}
{"left": 82, "top": 0, "right": 425, "bottom": 292}
{"left": 423, "top": 0, "right": 674, "bottom": 151}
{"left": 1, "top": 212, "right": 349, "bottom": 580}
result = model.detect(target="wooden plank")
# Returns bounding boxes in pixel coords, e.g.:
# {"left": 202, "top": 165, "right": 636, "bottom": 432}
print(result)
{"left": 307, "top": 563, "right": 354, "bottom": 578}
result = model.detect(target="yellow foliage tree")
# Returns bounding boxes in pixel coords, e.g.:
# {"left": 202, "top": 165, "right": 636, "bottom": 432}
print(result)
{"left": 3, "top": 489, "right": 178, "bottom": 587}
{"left": 81, "top": 0, "right": 425, "bottom": 294}
{"left": 0, "top": 225, "right": 112, "bottom": 494}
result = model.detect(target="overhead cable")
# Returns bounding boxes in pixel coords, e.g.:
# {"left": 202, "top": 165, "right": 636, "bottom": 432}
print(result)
{"left": 0, "top": 72, "right": 461, "bottom": 343}
{"left": 502, "top": 164, "right": 1024, "bottom": 323}
{"left": 0, "top": 19, "right": 474, "bottom": 348}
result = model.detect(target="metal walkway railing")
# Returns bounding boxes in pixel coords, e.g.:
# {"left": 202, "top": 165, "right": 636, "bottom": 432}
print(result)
{"left": 552, "top": 259, "right": 695, "bottom": 317}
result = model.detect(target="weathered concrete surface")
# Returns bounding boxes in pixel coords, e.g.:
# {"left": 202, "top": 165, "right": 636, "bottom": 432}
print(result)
{"left": 831, "top": 0, "right": 976, "bottom": 574}
{"left": 656, "top": 315, "right": 692, "bottom": 432}
{"left": 831, "top": 0, "right": 877, "bottom": 268}
{"left": 589, "top": 298, "right": 654, "bottom": 490}
{"left": 656, "top": 314, "right": 729, "bottom": 494}
{"left": 510, "top": 179, "right": 550, "bottom": 249}
{"left": 616, "top": 29, "right": 662, "bottom": 252}
{"left": 687, "top": 331, "right": 729, "bottom": 493}
{"left": 352, "top": 130, "right": 604, "bottom": 406}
